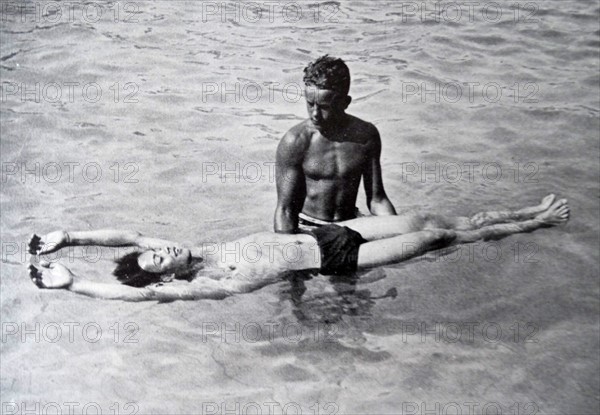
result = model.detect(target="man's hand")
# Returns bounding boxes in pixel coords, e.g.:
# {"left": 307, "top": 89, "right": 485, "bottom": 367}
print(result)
{"left": 369, "top": 196, "right": 397, "bottom": 216}
{"left": 28, "top": 231, "right": 70, "bottom": 255}
{"left": 28, "top": 261, "right": 74, "bottom": 289}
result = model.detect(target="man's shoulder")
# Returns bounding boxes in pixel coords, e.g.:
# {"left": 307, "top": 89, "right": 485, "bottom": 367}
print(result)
{"left": 347, "top": 115, "right": 379, "bottom": 136}
{"left": 345, "top": 115, "right": 380, "bottom": 147}
{"left": 279, "top": 120, "right": 313, "bottom": 149}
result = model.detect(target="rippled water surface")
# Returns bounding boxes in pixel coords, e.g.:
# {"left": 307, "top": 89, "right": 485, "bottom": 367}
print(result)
{"left": 1, "top": 1, "right": 599, "bottom": 414}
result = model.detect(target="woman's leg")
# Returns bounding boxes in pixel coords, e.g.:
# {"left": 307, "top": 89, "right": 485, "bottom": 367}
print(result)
{"left": 455, "top": 194, "right": 558, "bottom": 229}
{"left": 340, "top": 214, "right": 427, "bottom": 241}
{"left": 356, "top": 229, "right": 457, "bottom": 269}
{"left": 355, "top": 198, "right": 569, "bottom": 270}
{"left": 341, "top": 194, "right": 561, "bottom": 240}
{"left": 453, "top": 198, "right": 569, "bottom": 243}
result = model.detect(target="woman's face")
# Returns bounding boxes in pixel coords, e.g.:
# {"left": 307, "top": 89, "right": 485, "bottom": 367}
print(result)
{"left": 137, "top": 247, "right": 192, "bottom": 273}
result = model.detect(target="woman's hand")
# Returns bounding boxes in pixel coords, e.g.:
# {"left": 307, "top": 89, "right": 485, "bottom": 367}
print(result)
{"left": 28, "top": 231, "right": 70, "bottom": 255}
{"left": 28, "top": 261, "right": 74, "bottom": 289}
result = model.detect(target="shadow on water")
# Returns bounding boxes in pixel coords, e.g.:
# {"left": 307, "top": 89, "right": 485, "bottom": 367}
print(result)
{"left": 274, "top": 246, "right": 465, "bottom": 329}
{"left": 278, "top": 270, "right": 398, "bottom": 327}
{"left": 277, "top": 245, "right": 465, "bottom": 328}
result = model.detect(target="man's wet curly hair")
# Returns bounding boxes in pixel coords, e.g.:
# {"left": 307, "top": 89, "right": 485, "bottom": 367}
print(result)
{"left": 303, "top": 55, "right": 351, "bottom": 95}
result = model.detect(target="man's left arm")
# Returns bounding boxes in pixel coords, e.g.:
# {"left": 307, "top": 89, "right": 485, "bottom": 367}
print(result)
{"left": 363, "top": 127, "right": 397, "bottom": 216}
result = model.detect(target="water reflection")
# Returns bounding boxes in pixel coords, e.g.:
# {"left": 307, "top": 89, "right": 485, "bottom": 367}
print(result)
{"left": 279, "top": 270, "right": 398, "bottom": 326}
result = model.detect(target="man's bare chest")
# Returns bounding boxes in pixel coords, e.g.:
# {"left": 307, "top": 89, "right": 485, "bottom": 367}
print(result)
{"left": 303, "top": 140, "right": 369, "bottom": 179}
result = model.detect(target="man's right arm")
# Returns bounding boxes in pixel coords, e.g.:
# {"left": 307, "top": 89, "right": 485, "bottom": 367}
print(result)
{"left": 274, "top": 130, "right": 307, "bottom": 233}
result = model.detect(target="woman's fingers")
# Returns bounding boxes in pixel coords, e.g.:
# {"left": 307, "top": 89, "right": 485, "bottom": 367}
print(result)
{"left": 28, "top": 265, "right": 46, "bottom": 288}
{"left": 28, "top": 234, "right": 42, "bottom": 254}
{"left": 28, "top": 264, "right": 38, "bottom": 276}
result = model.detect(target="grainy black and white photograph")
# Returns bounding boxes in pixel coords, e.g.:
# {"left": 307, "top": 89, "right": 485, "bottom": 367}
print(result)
{"left": 1, "top": 1, "right": 599, "bottom": 414}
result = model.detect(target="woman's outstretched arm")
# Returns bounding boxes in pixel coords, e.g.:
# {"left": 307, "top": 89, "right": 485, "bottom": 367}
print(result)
{"left": 28, "top": 262, "right": 254, "bottom": 302}
{"left": 69, "top": 279, "right": 234, "bottom": 302}
{"left": 29, "top": 230, "right": 180, "bottom": 255}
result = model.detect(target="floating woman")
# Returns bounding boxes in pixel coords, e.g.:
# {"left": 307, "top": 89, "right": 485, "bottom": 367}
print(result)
{"left": 28, "top": 195, "right": 569, "bottom": 302}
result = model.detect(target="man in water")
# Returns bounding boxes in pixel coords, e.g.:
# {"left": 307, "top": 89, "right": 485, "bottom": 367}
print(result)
{"left": 274, "top": 55, "right": 397, "bottom": 233}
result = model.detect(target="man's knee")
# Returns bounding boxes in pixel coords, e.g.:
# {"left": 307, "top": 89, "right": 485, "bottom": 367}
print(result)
{"left": 421, "top": 213, "right": 449, "bottom": 230}
{"left": 453, "top": 216, "right": 476, "bottom": 231}
{"left": 422, "top": 229, "right": 457, "bottom": 245}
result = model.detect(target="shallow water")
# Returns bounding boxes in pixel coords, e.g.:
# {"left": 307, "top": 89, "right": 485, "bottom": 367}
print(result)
{"left": 1, "top": 1, "right": 599, "bottom": 414}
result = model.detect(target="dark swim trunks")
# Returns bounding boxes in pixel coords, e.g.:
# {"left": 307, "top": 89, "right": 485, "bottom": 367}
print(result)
{"left": 310, "top": 224, "right": 367, "bottom": 275}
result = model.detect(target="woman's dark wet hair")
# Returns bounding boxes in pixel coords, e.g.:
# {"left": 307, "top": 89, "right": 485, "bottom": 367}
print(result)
{"left": 303, "top": 55, "right": 351, "bottom": 96}
{"left": 113, "top": 252, "right": 163, "bottom": 287}
{"left": 113, "top": 251, "right": 197, "bottom": 287}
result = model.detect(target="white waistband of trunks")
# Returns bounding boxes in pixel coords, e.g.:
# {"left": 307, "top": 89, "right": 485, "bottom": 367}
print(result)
{"left": 298, "top": 212, "right": 336, "bottom": 226}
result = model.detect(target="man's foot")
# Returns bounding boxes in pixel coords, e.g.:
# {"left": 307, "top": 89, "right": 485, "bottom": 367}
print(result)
{"left": 535, "top": 198, "right": 570, "bottom": 226}
{"left": 517, "top": 194, "right": 556, "bottom": 218}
